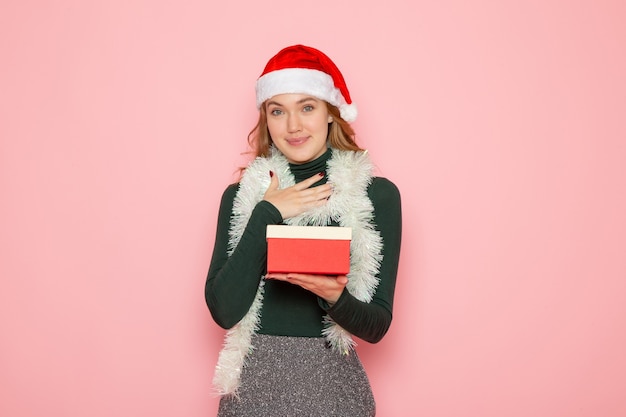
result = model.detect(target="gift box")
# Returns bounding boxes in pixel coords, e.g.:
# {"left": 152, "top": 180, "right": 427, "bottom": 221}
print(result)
{"left": 266, "top": 225, "right": 352, "bottom": 275}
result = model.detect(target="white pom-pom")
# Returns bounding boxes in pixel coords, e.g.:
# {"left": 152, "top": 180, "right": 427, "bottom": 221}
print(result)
{"left": 339, "top": 103, "right": 358, "bottom": 122}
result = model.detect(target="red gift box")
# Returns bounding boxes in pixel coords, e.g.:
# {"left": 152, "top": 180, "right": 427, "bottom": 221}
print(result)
{"left": 266, "top": 225, "right": 352, "bottom": 275}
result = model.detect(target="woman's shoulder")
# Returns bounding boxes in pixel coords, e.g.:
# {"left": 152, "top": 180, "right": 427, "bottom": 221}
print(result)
{"left": 368, "top": 177, "right": 401, "bottom": 201}
{"left": 224, "top": 182, "right": 240, "bottom": 192}
{"left": 368, "top": 177, "right": 402, "bottom": 227}
{"left": 219, "top": 182, "right": 240, "bottom": 203}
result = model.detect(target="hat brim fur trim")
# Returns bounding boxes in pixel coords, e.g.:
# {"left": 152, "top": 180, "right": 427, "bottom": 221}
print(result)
{"left": 256, "top": 68, "right": 356, "bottom": 122}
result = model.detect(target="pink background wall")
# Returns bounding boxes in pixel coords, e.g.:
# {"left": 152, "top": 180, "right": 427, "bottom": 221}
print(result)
{"left": 1, "top": 1, "right": 625, "bottom": 416}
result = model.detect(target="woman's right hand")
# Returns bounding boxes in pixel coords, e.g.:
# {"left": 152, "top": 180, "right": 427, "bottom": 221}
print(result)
{"left": 263, "top": 171, "right": 333, "bottom": 220}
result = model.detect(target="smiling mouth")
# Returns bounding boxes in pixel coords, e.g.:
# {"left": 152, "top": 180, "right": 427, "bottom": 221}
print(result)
{"left": 286, "top": 137, "right": 308, "bottom": 146}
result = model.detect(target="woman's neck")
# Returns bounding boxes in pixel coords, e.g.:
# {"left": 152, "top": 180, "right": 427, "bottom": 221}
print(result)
{"left": 288, "top": 147, "right": 332, "bottom": 183}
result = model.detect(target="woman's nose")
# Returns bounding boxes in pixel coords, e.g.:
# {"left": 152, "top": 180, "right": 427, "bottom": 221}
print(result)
{"left": 287, "top": 114, "right": 302, "bottom": 132}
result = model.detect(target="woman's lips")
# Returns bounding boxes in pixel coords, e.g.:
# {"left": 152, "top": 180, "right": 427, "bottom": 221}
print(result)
{"left": 286, "top": 137, "right": 308, "bottom": 146}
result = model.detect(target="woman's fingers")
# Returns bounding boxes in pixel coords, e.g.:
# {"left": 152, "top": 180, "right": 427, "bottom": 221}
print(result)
{"left": 298, "top": 184, "right": 332, "bottom": 203}
{"left": 263, "top": 171, "right": 332, "bottom": 219}
{"left": 293, "top": 172, "right": 325, "bottom": 190}
{"left": 267, "top": 170, "right": 279, "bottom": 191}
{"left": 265, "top": 273, "right": 347, "bottom": 304}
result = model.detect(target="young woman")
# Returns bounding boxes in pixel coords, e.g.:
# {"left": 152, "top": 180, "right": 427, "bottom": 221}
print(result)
{"left": 205, "top": 44, "right": 402, "bottom": 416}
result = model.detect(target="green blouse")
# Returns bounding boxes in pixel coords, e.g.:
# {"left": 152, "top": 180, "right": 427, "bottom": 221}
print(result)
{"left": 205, "top": 148, "right": 402, "bottom": 343}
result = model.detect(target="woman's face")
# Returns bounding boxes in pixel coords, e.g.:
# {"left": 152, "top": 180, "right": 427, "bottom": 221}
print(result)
{"left": 265, "top": 94, "right": 333, "bottom": 164}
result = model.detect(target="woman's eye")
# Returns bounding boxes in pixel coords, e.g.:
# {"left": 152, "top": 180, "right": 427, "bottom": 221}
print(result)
{"left": 303, "top": 105, "right": 314, "bottom": 112}
{"left": 270, "top": 109, "right": 283, "bottom": 116}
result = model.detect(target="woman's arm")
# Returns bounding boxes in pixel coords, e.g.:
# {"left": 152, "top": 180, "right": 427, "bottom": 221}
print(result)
{"left": 205, "top": 184, "right": 283, "bottom": 329}
{"left": 321, "top": 177, "right": 402, "bottom": 343}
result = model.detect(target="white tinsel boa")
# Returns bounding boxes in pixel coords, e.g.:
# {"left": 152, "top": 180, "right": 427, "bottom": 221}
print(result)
{"left": 213, "top": 147, "right": 383, "bottom": 397}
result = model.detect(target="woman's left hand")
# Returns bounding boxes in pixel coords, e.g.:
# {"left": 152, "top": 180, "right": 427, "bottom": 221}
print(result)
{"left": 264, "top": 273, "right": 348, "bottom": 305}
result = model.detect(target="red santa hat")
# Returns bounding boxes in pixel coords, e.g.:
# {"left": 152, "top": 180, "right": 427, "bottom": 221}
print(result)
{"left": 255, "top": 45, "right": 358, "bottom": 122}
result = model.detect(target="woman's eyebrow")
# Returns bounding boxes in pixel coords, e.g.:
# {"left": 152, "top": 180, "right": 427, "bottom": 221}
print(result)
{"left": 267, "top": 97, "right": 319, "bottom": 107}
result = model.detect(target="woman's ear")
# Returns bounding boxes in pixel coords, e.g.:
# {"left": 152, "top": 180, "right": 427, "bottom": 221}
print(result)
{"left": 328, "top": 115, "right": 334, "bottom": 123}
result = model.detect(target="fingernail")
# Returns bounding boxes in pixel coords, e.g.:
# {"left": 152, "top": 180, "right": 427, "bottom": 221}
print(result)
{"left": 269, "top": 171, "right": 274, "bottom": 177}
{"left": 318, "top": 171, "right": 325, "bottom": 177}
